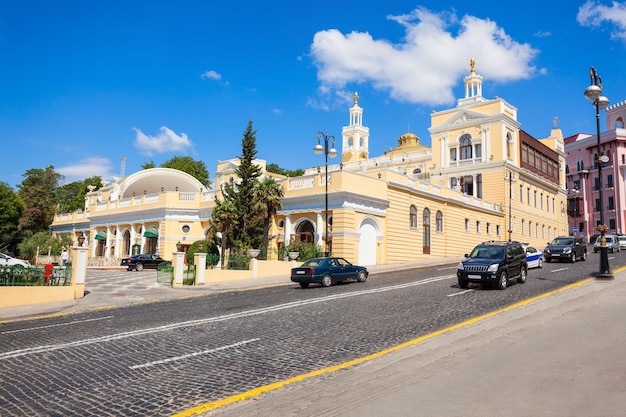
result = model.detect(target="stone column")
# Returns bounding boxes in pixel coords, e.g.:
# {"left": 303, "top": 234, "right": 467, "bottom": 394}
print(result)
{"left": 70, "top": 246, "right": 88, "bottom": 299}
{"left": 194, "top": 252, "right": 206, "bottom": 285}
{"left": 172, "top": 251, "right": 185, "bottom": 288}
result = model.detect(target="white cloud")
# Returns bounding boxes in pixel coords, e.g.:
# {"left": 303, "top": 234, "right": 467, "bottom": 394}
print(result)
{"left": 577, "top": 0, "right": 626, "bottom": 40}
{"left": 57, "top": 157, "right": 115, "bottom": 184}
{"left": 133, "top": 126, "right": 193, "bottom": 157}
{"left": 310, "top": 7, "right": 539, "bottom": 108}
{"left": 201, "top": 70, "right": 222, "bottom": 80}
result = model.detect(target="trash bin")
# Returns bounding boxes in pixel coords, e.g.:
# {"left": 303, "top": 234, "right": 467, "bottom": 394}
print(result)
{"left": 45, "top": 264, "right": 54, "bottom": 277}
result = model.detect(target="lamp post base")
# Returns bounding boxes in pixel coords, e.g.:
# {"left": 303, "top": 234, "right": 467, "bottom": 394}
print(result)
{"left": 595, "top": 246, "right": 614, "bottom": 280}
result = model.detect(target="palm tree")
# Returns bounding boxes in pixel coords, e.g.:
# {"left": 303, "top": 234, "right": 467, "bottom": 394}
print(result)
{"left": 253, "top": 177, "right": 284, "bottom": 258}
{"left": 209, "top": 196, "right": 236, "bottom": 269}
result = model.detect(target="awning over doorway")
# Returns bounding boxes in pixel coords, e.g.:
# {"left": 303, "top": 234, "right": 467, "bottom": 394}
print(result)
{"left": 144, "top": 227, "right": 159, "bottom": 238}
{"left": 94, "top": 232, "right": 106, "bottom": 241}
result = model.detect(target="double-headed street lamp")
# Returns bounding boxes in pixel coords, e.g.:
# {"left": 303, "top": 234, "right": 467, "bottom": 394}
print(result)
{"left": 314, "top": 131, "right": 338, "bottom": 257}
{"left": 584, "top": 66, "right": 612, "bottom": 279}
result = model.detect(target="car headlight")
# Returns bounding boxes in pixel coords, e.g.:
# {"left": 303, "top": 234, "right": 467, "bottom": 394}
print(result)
{"left": 457, "top": 262, "right": 465, "bottom": 271}
{"left": 563, "top": 248, "right": 572, "bottom": 254}
{"left": 487, "top": 263, "right": 499, "bottom": 273}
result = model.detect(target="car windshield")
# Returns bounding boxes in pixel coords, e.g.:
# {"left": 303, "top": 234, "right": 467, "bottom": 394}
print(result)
{"left": 469, "top": 246, "right": 504, "bottom": 259}
{"left": 550, "top": 238, "right": 573, "bottom": 245}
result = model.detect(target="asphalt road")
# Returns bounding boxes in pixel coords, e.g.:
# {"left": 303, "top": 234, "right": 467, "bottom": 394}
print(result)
{"left": 0, "top": 251, "right": 624, "bottom": 416}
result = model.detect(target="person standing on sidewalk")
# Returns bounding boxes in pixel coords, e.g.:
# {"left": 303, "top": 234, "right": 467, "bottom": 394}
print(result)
{"left": 60, "top": 249, "right": 69, "bottom": 267}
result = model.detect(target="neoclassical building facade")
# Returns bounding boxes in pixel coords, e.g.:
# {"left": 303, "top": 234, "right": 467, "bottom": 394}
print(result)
{"left": 566, "top": 100, "right": 626, "bottom": 240}
{"left": 51, "top": 62, "right": 569, "bottom": 266}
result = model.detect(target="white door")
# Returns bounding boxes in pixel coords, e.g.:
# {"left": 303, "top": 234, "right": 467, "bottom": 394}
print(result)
{"left": 358, "top": 222, "right": 377, "bottom": 265}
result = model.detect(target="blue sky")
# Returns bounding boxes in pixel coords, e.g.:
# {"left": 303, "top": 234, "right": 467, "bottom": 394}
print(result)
{"left": 1, "top": 1, "right": 626, "bottom": 189}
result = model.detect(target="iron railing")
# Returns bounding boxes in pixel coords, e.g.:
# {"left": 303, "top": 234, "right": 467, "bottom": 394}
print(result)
{"left": 0, "top": 265, "right": 72, "bottom": 286}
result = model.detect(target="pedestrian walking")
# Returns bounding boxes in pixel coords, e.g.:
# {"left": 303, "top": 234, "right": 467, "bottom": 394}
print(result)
{"left": 61, "top": 249, "right": 69, "bottom": 266}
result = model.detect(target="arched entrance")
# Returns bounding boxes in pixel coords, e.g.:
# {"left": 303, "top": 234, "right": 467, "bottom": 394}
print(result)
{"left": 358, "top": 218, "right": 379, "bottom": 265}
{"left": 294, "top": 220, "right": 315, "bottom": 243}
{"left": 123, "top": 230, "right": 131, "bottom": 257}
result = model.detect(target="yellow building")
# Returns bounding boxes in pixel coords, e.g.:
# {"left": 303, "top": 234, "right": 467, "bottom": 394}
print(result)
{"left": 51, "top": 61, "right": 568, "bottom": 266}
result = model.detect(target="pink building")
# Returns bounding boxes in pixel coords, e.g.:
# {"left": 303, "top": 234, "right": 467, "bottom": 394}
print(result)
{"left": 566, "top": 101, "right": 626, "bottom": 241}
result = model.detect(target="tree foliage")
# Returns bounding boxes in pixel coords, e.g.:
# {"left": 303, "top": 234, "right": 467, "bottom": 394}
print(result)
{"left": 0, "top": 182, "right": 24, "bottom": 251}
{"left": 266, "top": 163, "right": 305, "bottom": 177}
{"left": 144, "top": 156, "right": 211, "bottom": 188}
{"left": 225, "top": 121, "right": 263, "bottom": 250}
{"left": 17, "top": 165, "right": 62, "bottom": 233}
{"left": 56, "top": 176, "right": 103, "bottom": 213}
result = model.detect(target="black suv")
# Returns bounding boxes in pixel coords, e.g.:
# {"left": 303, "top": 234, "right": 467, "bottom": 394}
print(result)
{"left": 543, "top": 236, "right": 587, "bottom": 263}
{"left": 457, "top": 241, "right": 527, "bottom": 290}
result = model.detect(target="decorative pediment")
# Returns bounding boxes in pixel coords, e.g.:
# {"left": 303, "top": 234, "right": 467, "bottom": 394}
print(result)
{"left": 445, "top": 110, "right": 486, "bottom": 126}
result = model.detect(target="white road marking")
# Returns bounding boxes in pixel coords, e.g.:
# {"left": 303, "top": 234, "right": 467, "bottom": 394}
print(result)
{"left": 551, "top": 268, "right": 569, "bottom": 273}
{"left": 0, "top": 316, "right": 114, "bottom": 335}
{"left": 448, "top": 289, "right": 473, "bottom": 297}
{"left": 129, "top": 338, "right": 260, "bottom": 370}
{"left": 0, "top": 275, "right": 455, "bottom": 361}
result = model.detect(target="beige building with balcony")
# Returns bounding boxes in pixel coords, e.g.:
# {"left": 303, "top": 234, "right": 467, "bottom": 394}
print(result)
{"left": 51, "top": 61, "right": 568, "bottom": 266}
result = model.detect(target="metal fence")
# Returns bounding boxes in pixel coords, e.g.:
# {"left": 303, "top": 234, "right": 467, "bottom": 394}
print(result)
{"left": 0, "top": 265, "right": 72, "bottom": 286}
{"left": 156, "top": 262, "right": 196, "bottom": 285}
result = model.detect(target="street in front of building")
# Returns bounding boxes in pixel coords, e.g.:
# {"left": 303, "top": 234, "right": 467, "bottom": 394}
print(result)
{"left": 1, "top": 255, "right": 624, "bottom": 416}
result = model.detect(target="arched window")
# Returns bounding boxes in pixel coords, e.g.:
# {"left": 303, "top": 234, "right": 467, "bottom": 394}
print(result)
{"left": 436, "top": 210, "right": 443, "bottom": 232}
{"left": 409, "top": 205, "right": 417, "bottom": 228}
{"left": 460, "top": 134, "right": 472, "bottom": 160}
{"left": 423, "top": 208, "right": 431, "bottom": 254}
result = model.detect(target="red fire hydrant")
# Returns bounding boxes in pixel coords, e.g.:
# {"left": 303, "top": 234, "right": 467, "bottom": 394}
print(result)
{"left": 44, "top": 263, "right": 53, "bottom": 284}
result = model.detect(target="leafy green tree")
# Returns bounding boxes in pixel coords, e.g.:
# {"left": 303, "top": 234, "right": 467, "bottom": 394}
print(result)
{"left": 227, "top": 121, "right": 263, "bottom": 249}
{"left": 160, "top": 156, "right": 211, "bottom": 189}
{"left": 141, "top": 160, "right": 156, "bottom": 169}
{"left": 17, "top": 165, "right": 62, "bottom": 233}
{"left": 253, "top": 177, "right": 284, "bottom": 257}
{"left": 56, "top": 176, "right": 102, "bottom": 213}
{"left": 0, "top": 182, "right": 24, "bottom": 251}
{"left": 16, "top": 231, "right": 72, "bottom": 263}
{"left": 266, "top": 163, "right": 305, "bottom": 177}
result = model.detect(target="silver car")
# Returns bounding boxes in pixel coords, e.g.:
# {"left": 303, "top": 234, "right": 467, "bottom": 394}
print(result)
{"left": 593, "top": 234, "right": 620, "bottom": 253}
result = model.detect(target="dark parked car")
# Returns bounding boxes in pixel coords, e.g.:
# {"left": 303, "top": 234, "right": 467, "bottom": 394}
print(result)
{"left": 120, "top": 254, "right": 166, "bottom": 271}
{"left": 456, "top": 240, "right": 527, "bottom": 290}
{"left": 543, "top": 236, "right": 587, "bottom": 262}
{"left": 290, "top": 257, "right": 368, "bottom": 288}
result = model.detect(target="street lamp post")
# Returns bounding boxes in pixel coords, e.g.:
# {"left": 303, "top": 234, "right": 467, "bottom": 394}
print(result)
{"left": 314, "top": 131, "right": 338, "bottom": 257}
{"left": 584, "top": 66, "right": 612, "bottom": 279}
{"left": 507, "top": 170, "right": 515, "bottom": 242}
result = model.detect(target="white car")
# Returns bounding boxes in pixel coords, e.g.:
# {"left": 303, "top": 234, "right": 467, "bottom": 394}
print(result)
{"left": 0, "top": 253, "right": 30, "bottom": 267}
{"left": 525, "top": 246, "right": 544, "bottom": 269}
{"left": 618, "top": 235, "right": 626, "bottom": 250}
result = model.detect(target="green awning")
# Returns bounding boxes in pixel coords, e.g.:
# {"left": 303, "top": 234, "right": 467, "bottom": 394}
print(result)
{"left": 144, "top": 229, "right": 159, "bottom": 238}
{"left": 94, "top": 232, "right": 106, "bottom": 241}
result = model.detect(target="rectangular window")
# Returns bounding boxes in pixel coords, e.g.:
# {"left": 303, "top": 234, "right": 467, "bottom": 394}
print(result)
{"left": 610, "top": 218, "right": 616, "bottom": 230}
{"left": 594, "top": 177, "right": 600, "bottom": 190}
{"left": 450, "top": 148, "right": 457, "bottom": 161}
{"left": 607, "top": 174, "right": 614, "bottom": 188}
{"left": 476, "top": 221, "right": 480, "bottom": 233}
{"left": 595, "top": 198, "right": 601, "bottom": 212}
{"left": 465, "top": 218, "right": 470, "bottom": 231}
{"left": 496, "top": 225, "right": 500, "bottom": 236}
{"left": 486, "top": 223, "right": 491, "bottom": 234}
{"left": 608, "top": 196, "right": 615, "bottom": 210}
{"left": 519, "top": 185, "right": 524, "bottom": 204}
{"left": 475, "top": 144, "right": 482, "bottom": 158}
{"left": 579, "top": 222, "right": 585, "bottom": 232}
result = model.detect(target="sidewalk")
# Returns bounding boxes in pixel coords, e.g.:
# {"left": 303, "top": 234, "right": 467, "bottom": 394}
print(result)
{"left": 0, "top": 257, "right": 463, "bottom": 322}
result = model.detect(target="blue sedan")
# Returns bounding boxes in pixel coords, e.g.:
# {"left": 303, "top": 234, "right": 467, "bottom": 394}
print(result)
{"left": 290, "top": 257, "right": 369, "bottom": 288}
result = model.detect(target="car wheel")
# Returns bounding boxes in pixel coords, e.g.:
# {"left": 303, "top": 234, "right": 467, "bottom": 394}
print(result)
{"left": 582, "top": 251, "right": 587, "bottom": 261}
{"left": 517, "top": 266, "right": 527, "bottom": 284}
{"left": 571, "top": 253, "right": 576, "bottom": 263}
{"left": 136, "top": 263, "right": 144, "bottom": 272}
{"left": 321, "top": 274, "right": 332, "bottom": 287}
{"left": 496, "top": 271, "right": 508, "bottom": 290}
{"left": 458, "top": 278, "right": 468, "bottom": 289}
{"left": 356, "top": 271, "right": 367, "bottom": 282}
{"left": 538, "top": 258, "right": 544, "bottom": 268}
{"left": 546, "top": 258, "right": 551, "bottom": 263}
{"left": 299, "top": 282, "right": 310, "bottom": 289}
